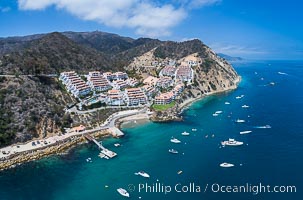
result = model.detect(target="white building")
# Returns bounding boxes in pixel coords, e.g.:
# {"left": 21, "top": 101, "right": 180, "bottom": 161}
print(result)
{"left": 107, "top": 89, "right": 125, "bottom": 106}
{"left": 175, "top": 66, "right": 194, "bottom": 83}
{"left": 87, "top": 71, "right": 111, "bottom": 92}
{"left": 156, "top": 76, "right": 173, "bottom": 88}
{"left": 60, "top": 71, "right": 91, "bottom": 98}
{"left": 125, "top": 88, "right": 147, "bottom": 106}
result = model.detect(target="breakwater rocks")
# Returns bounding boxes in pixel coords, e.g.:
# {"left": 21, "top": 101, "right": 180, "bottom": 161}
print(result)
{"left": 0, "top": 130, "right": 110, "bottom": 171}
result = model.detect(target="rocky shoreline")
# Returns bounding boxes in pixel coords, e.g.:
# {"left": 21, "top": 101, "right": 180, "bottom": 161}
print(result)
{"left": 150, "top": 76, "right": 241, "bottom": 122}
{"left": 0, "top": 130, "right": 110, "bottom": 171}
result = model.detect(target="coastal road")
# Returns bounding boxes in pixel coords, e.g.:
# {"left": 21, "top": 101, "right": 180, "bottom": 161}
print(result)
{"left": 66, "top": 104, "right": 147, "bottom": 114}
{"left": 0, "top": 108, "right": 150, "bottom": 159}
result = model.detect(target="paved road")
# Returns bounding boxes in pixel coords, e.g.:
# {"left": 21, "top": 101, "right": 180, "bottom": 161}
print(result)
{"left": 0, "top": 108, "right": 148, "bottom": 159}
{"left": 66, "top": 104, "right": 150, "bottom": 114}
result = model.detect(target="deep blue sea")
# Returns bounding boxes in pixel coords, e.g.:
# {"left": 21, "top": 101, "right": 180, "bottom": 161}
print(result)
{"left": 0, "top": 60, "right": 302, "bottom": 200}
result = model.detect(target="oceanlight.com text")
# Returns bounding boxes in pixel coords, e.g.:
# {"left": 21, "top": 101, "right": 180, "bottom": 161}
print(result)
{"left": 208, "top": 183, "right": 296, "bottom": 195}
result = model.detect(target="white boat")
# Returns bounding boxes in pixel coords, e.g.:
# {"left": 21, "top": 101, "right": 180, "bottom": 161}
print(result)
{"left": 117, "top": 188, "right": 130, "bottom": 197}
{"left": 135, "top": 171, "right": 150, "bottom": 178}
{"left": 170, "top": 138, "right": 181, "bottom": 143}
{"left": 254, "top": 125, "right": 271, "bottom": 129}
{"left": 86, "top": 158, "right": 92, "bottom": 162}
{"left": 221, "top": 138, "right": 243, "bottom": 146}
{"left": 181, "top": 131, "right": 190, "bottom": 136}
{"left": 240, "top": 130, "right": 252, "bottom": 135}
{"left": 98, "top": 153, "right": 109, "bottom": 159}
{"left": 242, "top": 105, "right": 249, "bottom": 108}
{"left": 236, "top": 96, "right": 241, "bottom": 99}
{"left": 220, "top": 162, "right": 234, "bottom": 168}
{"left": 269, "top": 82, "right": 275, "bottom": 86}
{"left": 169, "top": 149, "right": 178, "bottom": 154}
{"left": 191, "top": 128, "right": 197, "bottom": 132}
{"left": 114, "top": 143, "right": 121, "bottom": 147}
{"left": 278, "top": 72, "right": 288, "bottom": 75}
{"left": 215, "top": 111, "right": 223, "bottom": 114}
{"left": 212, "top": 113, "right": 219, "bottom": 117}
{"left": 235, "top": 119, "right": 245, "bottom": 123}
{"left": 225, "top": 102, "right": 231, "bottom": 105}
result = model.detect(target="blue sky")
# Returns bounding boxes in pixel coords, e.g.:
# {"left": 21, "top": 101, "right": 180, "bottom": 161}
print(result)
{"left": 0, "top": 0, "right": 302, "bottom": 59}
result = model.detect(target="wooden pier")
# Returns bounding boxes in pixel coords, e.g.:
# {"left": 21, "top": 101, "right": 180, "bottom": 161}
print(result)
{"left": 83, "top": 134, "right": 117, "bottom": 159}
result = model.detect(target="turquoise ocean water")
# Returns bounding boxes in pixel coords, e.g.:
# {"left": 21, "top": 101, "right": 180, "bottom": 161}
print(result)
{"left": 0, "top": 60, "right": 302, "bottom": 200}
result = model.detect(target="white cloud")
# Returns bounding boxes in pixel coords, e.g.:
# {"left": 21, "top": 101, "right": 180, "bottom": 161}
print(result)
{"left": 17, "top": 0, "right": 218, "bottom": 37}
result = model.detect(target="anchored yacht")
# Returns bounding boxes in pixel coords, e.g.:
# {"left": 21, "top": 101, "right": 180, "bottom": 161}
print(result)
{"left": 221, "top": 139, "right": 243, "bottom": 146}
{"left": 254, "top": 125, "right": 271, "bottom": 129}
{"left": 135, "top": 171, "right": 150, "bottom": 178}
{"left": 181, "top": 131, "right": 190, "bottom": 136}
{"left": 170, "top": 138, "right": 181, "bottom": 143}
{"left": 117, "top": 188, "right": 130, "bottom": 197}
{"left": 235, "top": 119, "right": 245, "bottom": 123}
{"left": 169, "top": 149, "right": 178, "bottom": 154}
{"left": 240, "top": 131, "right": 252, "bottom": 135}
{"left": 220, "top": 162, "right": 235, "bottom": 168}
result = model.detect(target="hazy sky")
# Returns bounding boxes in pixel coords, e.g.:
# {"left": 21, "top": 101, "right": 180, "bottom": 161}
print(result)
{"left": 1, "top": 0, "right": 302, "bottom": 59}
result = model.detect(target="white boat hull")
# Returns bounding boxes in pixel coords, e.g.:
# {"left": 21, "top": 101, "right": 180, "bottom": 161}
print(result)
{"left": 220, "top": 163, "right": 234, "bottom": 168}
{"left": 117, "top": 188, "right": 130, "bottom": 197}
{"left": 240, "top": 131, "right": 252, "bottom": 134}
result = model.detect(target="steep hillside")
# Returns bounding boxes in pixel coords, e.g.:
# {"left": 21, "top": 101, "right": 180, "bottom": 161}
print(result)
{"left": 0, "top": 31, "right": 239, "bottom": 146}
{"left": 0, "top": 32, "right": 115, "bottom": 74}
{"left": 0, "top": 76, "right": 73, "bottom": 146}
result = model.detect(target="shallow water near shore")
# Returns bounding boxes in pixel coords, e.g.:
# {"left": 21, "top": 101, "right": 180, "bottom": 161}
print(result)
{"left": 0, "top": 60, "right": 302, "bottom": 199}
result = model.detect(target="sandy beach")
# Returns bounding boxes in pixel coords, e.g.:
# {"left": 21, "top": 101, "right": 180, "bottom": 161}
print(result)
{"left": 117, "top": 113, "right": 151, "bottom": 128}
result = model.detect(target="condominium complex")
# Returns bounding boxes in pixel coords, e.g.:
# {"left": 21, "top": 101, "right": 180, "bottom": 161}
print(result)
{"left": 159, "top": 66, "right": 176, "bottom": 77}
{"left": 107, "top": 89, "right": 124, "bottom": 106}
{"left": 87, "top": 71, "right": 111, "bottom": 92}
{"left": 112, "top": 79, "right": 128, "bottom": 90}
{"left": 155, "top": 91, "right": 174, "bottom": 105}
{"left": 103, "top": 71, "right": 128, "bottom": 81}
{"left": 59, "top": 71, "right": 91, "bottom": 98}
{"left": 176, "top": 66, "right": 194, "bottom": 82}
{"left": 125, "top": 88, "right": 147, "bottom": 106}
{"left": 154, "top": 83, "right": 184, "bottom": 105}
{"left": 156, "top": 76, "right": 173, "bottom": 88}
{"left": 60, "top": 66, "right": 187, "bottom": 107}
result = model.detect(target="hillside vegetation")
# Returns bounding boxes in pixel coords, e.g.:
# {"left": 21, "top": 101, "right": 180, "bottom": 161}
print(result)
{"left": 0, "top": 31, "right": 238, "bottom": 146}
